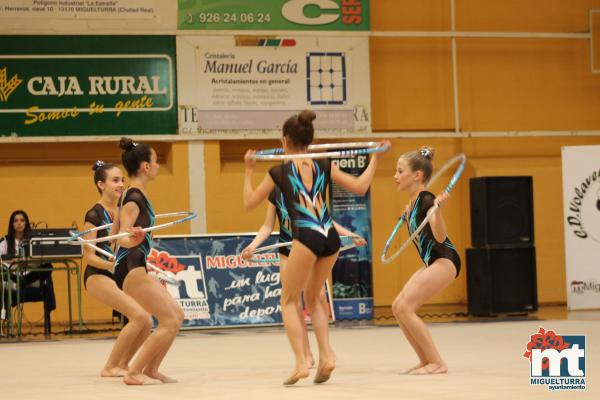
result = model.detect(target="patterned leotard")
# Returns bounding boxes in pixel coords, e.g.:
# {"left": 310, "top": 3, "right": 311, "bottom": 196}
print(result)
{"left": 269, "top": 159, "right": 340, "bottom": 257}
{"left": 268, "top": 187, "right": 293, "bottom": 257}
{"left": 407, "top": 190, "right": 461, "bottom": 277}
{"left": 83, "top": 204, "right": 115, "bottom": 288}
{"left": 114, "top": 188, "right": 155, "bottom": 289}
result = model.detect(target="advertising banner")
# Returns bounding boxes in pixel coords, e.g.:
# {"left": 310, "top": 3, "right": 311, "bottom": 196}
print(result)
{"left": 179, "top": 0, "right": 370, "bottom": 31}
{"left": 0, "top": 35, "right": 177, "bottom": 137}
{"left": 329, "top": 153, "right": 373, "bottom": 319}
{"left": 561, "top": 145, "right": 600, "bottom": 310}
{"left": 0, "top": 0, "right": 158, "bottom": 19}
{"left": 150, "top": 234, "right": 334, "bottom": 328}
{"left": 177, "top": 35, "right": 370, "bottom": 136}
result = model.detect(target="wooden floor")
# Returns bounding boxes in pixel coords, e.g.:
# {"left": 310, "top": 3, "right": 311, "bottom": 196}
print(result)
{"left": 0, "top": 306, "right": 598, "bottom": 399}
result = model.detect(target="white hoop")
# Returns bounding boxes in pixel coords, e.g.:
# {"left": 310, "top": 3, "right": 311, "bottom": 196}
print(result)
{"left": 71, "top": 232, "right": 179, "bottom": 285}
{"left": 381, "top": 153, "right": 467, "bottom": 265}
{"left": 251, "top": 142, "right": 390, "bottom": 161}
{"left": 71, "top": 211, "right": 197, "bottom": 245}
{"left": 68, "top": 212, "right": 194, "bottom": 242}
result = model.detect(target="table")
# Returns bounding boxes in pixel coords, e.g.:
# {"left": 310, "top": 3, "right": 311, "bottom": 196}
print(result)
{"left": 3, "top": 256, "right": 83, "bottom": 337}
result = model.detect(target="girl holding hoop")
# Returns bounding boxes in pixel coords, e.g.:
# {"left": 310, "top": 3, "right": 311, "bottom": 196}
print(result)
{"left": 81, "top": 161, "right": 152, "bottom": 378}
{"left": 243, "top": 110, "right": 388, "bottom": 385}
{"left": 114, "top": 138, "right": 184, "bottom": 385}
{"left": 391, "top": 147, "right": 461, "bottom": 375}
{"left": 241, "top": 188, "right": 366, "bottom": 370}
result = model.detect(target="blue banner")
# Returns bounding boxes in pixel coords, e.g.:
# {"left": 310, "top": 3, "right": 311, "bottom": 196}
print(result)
{"left": 150, "top": 234, "right": 334, "bottom": 328}
{"left": 150, "top": 234, "right": 282, "bottom": 328}
{"left": 329, "top": 154, "right": 374, "bottom": 319}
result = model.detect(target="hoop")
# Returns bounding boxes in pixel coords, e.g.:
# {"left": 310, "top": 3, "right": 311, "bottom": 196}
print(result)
{"left": 251, "top": 142, "right": 390, "bottom": 161}
{"left": 380, "top": 153, "right": 467, "bottom": 265}
{"left": 68, "top": 212, "right": 194, "bottom": 242}
{"left": 249, "top": 235, "right": 362, "bottom": 262}
{"left": 70, "top": 231, "right": 179, "bottom": 285}
{"left": 71, "top": 211, "right": 197, "bottom": 245}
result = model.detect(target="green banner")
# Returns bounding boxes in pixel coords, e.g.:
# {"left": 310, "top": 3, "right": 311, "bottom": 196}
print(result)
{"left": 178, "top": 0, "right": 370, "bottom": 31}
{"left": 0, "top": 36, "right": 177, "bottom": 137}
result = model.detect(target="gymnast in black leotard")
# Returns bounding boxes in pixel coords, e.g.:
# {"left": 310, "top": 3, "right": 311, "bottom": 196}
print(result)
{"left": 81, "top": 161, "right": 151, "bottom": 379}
{"left": 114, "top": 187, "right": 155, "bottom": 289}
{"left": 115, "top": 137, "right": 184, "bottom": 386}
{"left": 243, "top": 110, "right": 390, "bottom": 386}
{"left": 83, "top": 202, "right": 114, "bottom": 287}
{"left": 241, "top": 187, "right": 365, "bottom": 370}
{"left": 391, "top": 146, "right": 460, "bottom": 376}
{"left": 407, "top": 190, "right": 461, "bottom": 277}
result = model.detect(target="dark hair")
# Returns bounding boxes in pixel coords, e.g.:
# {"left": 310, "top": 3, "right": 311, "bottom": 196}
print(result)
{"left": 119, "top": 137, "right": 152, "bottom": 177}
{"left": 282, "top": 110, "right": 316, "bottom": 149}
{"left": 92, "top": 160, "right": 118, "bottom": 194}
{"left": 4, "top": 210, "right": 32, "bottom": 259}
{"left": 401, "top": 146, "right": 435, "bottom": 183}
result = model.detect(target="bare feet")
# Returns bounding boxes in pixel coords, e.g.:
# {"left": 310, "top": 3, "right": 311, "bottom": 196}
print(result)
{"left": 283, "top": 368, "right": 310, "bottom": 386}
{"left": 313, "top": 359, "right": 336, "bottom": 384}
{"left": 123, "top": 373, "right": 163, "bottom": 385}
{"left": 144, "top": 371, "right": 178, "bottom": 384}
{"left": 101, "top": 367, "right": 128, "bottom": 377}
{"left": 399, "top": 363, "right": 426, "bottom": 375}
{"left": 409, "top": 363, "right": 448, "bottom": 375}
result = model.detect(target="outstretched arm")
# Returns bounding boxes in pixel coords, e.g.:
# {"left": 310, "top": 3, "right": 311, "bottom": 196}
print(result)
{"left": 330, "top": 140, "right": 390, "bottom": 196}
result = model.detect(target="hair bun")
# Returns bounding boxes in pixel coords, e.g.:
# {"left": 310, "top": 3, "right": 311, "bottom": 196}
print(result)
{"left": 297, "top": 110, "right": 316, "bottom": 126}
{"left": 119, "top": 137, "right": 137, "bottom": 151}
{"left": 92, "top": 160, "right": 105, "bottom": 171}
{"left": 420, "top": 146, "right": 435, "bottom": 161}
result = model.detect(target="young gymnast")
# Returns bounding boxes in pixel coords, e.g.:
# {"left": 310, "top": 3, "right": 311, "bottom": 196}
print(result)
{"left": 241, "top": 187, "right": 366, "bottom": 369}
{"left": 243, "top": 110, "right": 389, "bottom": 385}
{"left": 114, "top": 138, "right": 184, "bottom": 385}
{"left": 391, "top": 147, "right": 461, "bottom": 375}
{"left": 82, "top": 161, "right": 151, "bottom": 377}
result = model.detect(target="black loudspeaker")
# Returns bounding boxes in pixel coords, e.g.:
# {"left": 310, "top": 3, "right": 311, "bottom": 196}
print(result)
{"left": 466, "top": 246, "right": 538, "bottom": 316}
{"left": 470, "top": 177, "right": 534, "bottom": 246}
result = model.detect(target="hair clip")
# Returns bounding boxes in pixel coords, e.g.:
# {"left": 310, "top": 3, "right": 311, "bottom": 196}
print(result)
{"left": 95, "top": 160, "right": 105, "bottom": 168}
{"left": 132, "top": 141, "right": 139, "bottom": 147}
{"left": 420, "top": 148, "right": 431, "bottom": 158}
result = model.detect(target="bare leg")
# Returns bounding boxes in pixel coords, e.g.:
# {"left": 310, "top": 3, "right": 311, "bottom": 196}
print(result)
{"left": 298, "top": 299, "right": 315, "bottom": 369}
{"left": 392, "top": 267, "right": 428, "bottom": 373}
{"left": 117, "top": 325, "right": 151, "bottom": 371}
{"left": 142, "top": 278, "right": 184, "bottom": 383}
{"left": 303, "top": 250, "right": 339, "bottom": 384}
{"left": 318, "top": 285, "right": 335, "bottom": 364}
{"left": 280, "top": 241, "right": 314, "bottom": 385}
{"left": 283, "top": 255, "right": 315, "bottom": 369}
{"left": 85, "top": 275, "right": 152, "bottom": 378}
{"left": 394, "top": 260, "right": 456, "bottom": 375}
{"left": 122, "top": 268, "right": 182, "bottom": 385}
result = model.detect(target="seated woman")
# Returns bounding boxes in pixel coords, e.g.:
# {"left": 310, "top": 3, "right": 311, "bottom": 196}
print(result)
{"left": 0, "top": 210, "right": 55, "bottom": 332}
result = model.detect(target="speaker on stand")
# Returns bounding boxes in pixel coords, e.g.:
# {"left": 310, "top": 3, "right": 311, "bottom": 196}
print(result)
{"left": 466, "top": 177, "right": 538, "bottom": 316}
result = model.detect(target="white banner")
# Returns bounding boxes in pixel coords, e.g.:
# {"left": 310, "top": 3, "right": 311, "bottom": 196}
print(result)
{"left": 177, "top": 35, "right": 371, "bottom": 136}
{"left": 0, "top": 0, "right": 157, "bottom": 19}
{"left": 561, "top": 145, "right": 600, "bottom": 310}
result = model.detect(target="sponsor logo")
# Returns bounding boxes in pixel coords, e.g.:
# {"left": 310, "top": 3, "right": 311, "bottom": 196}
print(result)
{"left": 570, "top": 280, "right": 600, "bottom": 295}
{"left": 524, "top": 327, "right": 586, "bottom": 391}
{"left": 0, "top": 67, "right": 23, "bottom": 102}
